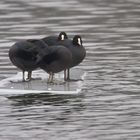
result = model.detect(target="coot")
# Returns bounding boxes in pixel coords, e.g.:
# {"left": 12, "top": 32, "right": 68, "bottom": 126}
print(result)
{"left": 58, "top": 35, "right": 86, "bottom": 81}
{"left": 9, "top": 39, "right": 48, "bottom": 81}
{"left": 38, "top": 43, "right": 72, "bottom": 83}
{"left": 42, "top": 32, "right": 70, "bottom": 81}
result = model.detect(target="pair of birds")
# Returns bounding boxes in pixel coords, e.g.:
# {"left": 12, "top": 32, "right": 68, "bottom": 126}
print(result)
{"left": 9, "top": 32, "right": 86, "bottom": 83}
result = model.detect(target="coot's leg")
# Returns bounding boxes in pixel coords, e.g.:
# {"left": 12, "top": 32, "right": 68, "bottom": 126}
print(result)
{"left": 22, "top": 71, "right": 25, "bottom": 82}
{"left": 26, "top": 71, "right": 32, "bottom": 81}
{"left": 67, "top": 68, "right": 70, "bottom": 80}
{"left": 48, "top": 72, "right": 54, "bottom": 83}
{"left": 64, "top": 69, "right": 67, "bottom": 81}
{"left": 64, "top": 68, "right": 70, "bottom": 81}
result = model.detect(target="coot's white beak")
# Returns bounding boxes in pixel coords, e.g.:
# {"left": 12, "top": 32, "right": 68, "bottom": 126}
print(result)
{"left": 61, "top": 34, "right": 65, "bottom": 40}
{"left": 78, "top": 38, "right": 82, "bottom": 45}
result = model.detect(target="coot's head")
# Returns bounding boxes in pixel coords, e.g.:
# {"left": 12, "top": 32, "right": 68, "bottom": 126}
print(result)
{"left": 73, "top": 35, "right": 82, "bottom": 46}
{"left": 58, "top": 32, "right": 68, "bottom": 41}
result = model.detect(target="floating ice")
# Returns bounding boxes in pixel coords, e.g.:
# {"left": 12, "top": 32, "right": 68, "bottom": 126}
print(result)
{"left": 0, "top": 69, "right": 86, "bottom": 95}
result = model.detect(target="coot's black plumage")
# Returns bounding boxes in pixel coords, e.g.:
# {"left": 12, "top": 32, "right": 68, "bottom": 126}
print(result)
{"left": 58, "top": 35, "right": 86, "bottom": 80}
{"left": 28, "top": 38, "right": 72, "bottom": 83}
{"left": 42, "top": 32, "right": 70, "bottom": 80}
{"left": 42, "top": 32, "right": 68, "bottom": 46}
{"left": 38, "top": 42, "right": 72, "bottom": 83}
{"left": 9, "top": 39, "right": 47, "bottom": 81}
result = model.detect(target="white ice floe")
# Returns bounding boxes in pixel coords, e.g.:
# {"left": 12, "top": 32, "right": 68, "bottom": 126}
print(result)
{"left": 0, "top": 69, "right": 86, "bottom": 95}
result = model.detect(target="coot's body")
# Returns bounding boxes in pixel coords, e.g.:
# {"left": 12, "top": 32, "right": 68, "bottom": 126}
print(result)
{"left": 9, "top": 40, "right": 40, "bottom": 81}
{"left": 57, "top": 35, "right": 86, "bottom": 80}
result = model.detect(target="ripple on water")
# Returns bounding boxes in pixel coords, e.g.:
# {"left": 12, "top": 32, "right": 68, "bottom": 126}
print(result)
{"left": 0, "top": 0, "right": 140, "bottom": 139}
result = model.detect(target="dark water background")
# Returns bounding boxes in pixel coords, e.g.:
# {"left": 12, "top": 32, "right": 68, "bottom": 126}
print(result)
{"left": 0, "top": 0, "right": 140, "bottom": 139}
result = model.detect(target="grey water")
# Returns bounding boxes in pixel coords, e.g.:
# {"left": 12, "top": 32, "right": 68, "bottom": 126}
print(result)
{"left": 0, "top": 0, "right": 140, "bottom": 139}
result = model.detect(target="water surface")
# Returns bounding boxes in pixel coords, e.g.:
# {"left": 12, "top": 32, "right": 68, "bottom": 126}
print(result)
{"left": 0, "top": 0, "right": 140, "bottom": 139}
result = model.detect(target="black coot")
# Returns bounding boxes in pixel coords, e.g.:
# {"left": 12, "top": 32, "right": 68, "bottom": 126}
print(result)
{"left": 42, "top": 32, "right": 70, "bottom": 81}
{"left": 58, "top": 35, "right": 86, "bottom": 81}
{"left": 9, "top": 39, "right": 48, "bottom": 81}
{"left": 38, "top": 43, "right": 72, "bottom": 83}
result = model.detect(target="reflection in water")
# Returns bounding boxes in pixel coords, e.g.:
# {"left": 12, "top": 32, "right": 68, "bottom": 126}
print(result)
{"left": 0, "top": 0, "right": 140, "bottom": 139}
{"left": 8, "top": 93, "right": 84, "bottom": 107}
{"left": 5, "top": 94, "right": 86, "bottom": 139}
